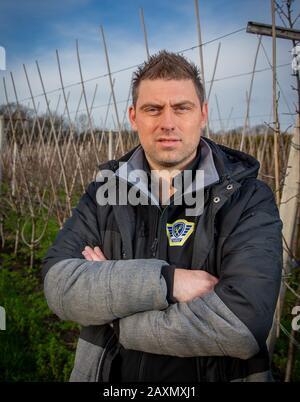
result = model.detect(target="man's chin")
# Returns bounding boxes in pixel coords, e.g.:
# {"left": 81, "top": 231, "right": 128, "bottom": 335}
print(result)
{"left": 154, "top": 158, "right": 184, "bottom": 168}
{"left": 158, "top": 160, "right": 181, "bottom": 168}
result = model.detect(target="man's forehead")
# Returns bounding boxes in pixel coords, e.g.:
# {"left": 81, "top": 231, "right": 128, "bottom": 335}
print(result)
{"left": 136, "top": 79, "right": 199, "bottom": 104}
{"left": 138, "top": 78, "right": 195, "bottom": 90}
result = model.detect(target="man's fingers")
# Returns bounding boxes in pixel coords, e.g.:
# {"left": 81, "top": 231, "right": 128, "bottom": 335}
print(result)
{"left": 82, "top": 245, "right": 106, "bottom": 261}
{"left": 82, "top": 250, "right": 93, "bottom": 261}
{"left": 211, "top": 276, "right": 219, "bottom": 286}
{"left": 94, "top": 246, "right": 106, "bottom": 260}
{"left": 82, "top": 246, "right": 98, "bottom": 261}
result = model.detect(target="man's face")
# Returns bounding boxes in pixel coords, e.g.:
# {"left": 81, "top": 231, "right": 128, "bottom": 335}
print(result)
{"left": 128, "top": 79, "right": 208, "bottom": 170}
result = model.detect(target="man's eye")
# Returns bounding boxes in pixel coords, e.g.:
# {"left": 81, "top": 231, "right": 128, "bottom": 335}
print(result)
{"left": 175, "top": 106, "right": 190, "bottom": 112}
{"left": 146, "top": 108, "right": 160, "bottom": 114}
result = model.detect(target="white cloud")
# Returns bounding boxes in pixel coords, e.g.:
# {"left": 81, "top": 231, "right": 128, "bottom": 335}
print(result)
{"left": 0, "top": 7, "right": 296, "bottom": 132}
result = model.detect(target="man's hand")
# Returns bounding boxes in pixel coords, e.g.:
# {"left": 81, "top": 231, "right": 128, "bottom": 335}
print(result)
{"left": 173, "top": 268, "right": 219, "bottom": 303}
{"left": 81, "top": 247, "right": 218, "bottom": 303}
{"left": 82, "top": 246, "right": 107, "bottom": 261}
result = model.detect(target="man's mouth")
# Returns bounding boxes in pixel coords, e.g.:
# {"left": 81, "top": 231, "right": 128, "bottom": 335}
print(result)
{"left": 157, "top": 138, "right": 181, "bottom": 143}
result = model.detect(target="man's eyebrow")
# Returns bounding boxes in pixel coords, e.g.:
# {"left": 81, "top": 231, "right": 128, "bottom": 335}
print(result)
{"left": 139, "top": 101, "right": 196, "bottom": 110}
{"left": 139, "top": 103, "right": 163, "bottom": 110}
{"left": 171, "top": 101, "right": 196, "bottom": 107}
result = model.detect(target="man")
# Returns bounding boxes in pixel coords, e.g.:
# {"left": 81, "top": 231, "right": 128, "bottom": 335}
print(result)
{"left": 42, "top": 50, "right": 282, "bottom": 382}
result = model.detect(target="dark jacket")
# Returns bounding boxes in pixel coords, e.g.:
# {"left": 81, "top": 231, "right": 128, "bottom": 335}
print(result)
{"left": 42, "top": 137, "right": 282, "bottom": 382}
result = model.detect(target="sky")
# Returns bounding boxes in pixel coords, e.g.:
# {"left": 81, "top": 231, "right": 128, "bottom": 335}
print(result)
{"left": 0, "top": 0, "right": 298, "bottom": 132}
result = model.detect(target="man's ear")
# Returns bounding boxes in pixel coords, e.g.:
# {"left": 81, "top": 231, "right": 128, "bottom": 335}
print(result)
{"left": 128, "top": 105, "right": 138, "bottom": 131}
{"left": 200, "top": 101, "right": 208, "bottom": 129}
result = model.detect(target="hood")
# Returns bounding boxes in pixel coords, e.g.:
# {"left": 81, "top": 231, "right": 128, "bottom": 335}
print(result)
{"left": 97, "top": 136, "right": 260, "bottom": 199}
{"left": 106, "top": 138, "right": 220, "bottom": 207}
{"left": 203, "top": 137, "right": 260, "bottom": 183}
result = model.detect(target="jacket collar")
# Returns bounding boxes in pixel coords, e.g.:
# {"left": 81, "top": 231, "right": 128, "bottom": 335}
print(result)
{"left": 203, "top": 137, "right": 260, "bottom": 182}
{"left": 111, "top": 138, "right": 220, "bottom": 207}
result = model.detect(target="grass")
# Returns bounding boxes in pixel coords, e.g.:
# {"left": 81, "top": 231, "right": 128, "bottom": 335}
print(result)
{"left": 0, "top": 214, "right": 79, "bottom": 382}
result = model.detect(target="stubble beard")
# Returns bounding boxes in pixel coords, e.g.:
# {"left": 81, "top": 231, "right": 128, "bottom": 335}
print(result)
{"left": 147, "top": 147, "right": 198, "bottom": 170}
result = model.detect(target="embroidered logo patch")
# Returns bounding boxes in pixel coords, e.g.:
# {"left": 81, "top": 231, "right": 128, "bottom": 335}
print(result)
{"left": 166, "top": 219, "right": 195, "bottom": 246}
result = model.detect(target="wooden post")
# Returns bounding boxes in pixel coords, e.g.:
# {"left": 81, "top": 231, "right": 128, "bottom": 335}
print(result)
{"left": 194, "top": 0, "right": 210, "bottom": 139}
{"left": 280, "top": 115, "right": 300, "bottom": 279}
{"left": 207, "top": 42, "right": 221, "bottom": 102}
{"left": 271, "top": 0, "right": 281, "bottom": 206}
{"left": 240, "top": 36, "right": 262, "bottom": 151}
{"left": 140, "top": 8, "right": 150, "bottom": 60}
{"left": 215, "top": 94, "right": 224, "bottom": 134}
{"left": 247, "top": 21, "right": 300, "bottom": 41}
{"left": 267, "top": 115, "right": 300, "bottom": 355}
{"left": 108, "top": 130, "right": 113, "bottom": 161}
{"left": 194, "top": 0, "right": 206, "bottom": 99}
{"left": 100, "top": 25, "right": 124, "bottom": 155}
{"left": 11, "top": 141, "right": 17, "bottom": 197}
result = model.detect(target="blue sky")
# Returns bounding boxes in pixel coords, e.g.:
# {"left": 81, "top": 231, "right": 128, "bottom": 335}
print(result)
{"left": 0, "top": 0, "right": 298, "bottom": 131}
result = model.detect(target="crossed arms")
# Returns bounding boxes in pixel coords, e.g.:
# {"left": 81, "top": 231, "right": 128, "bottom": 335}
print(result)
{"left": 43, "top": 180, "right": 282, "bottom": 360}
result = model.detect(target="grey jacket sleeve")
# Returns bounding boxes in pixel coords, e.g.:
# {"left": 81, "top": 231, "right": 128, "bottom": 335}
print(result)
{"left": 117, "top": 180, "right": 282, "bottom": 360}
{"left": 44, "top": 258, "right": 168, "bottom": 326}
{"left": 42, "top": 181, "right": 168, "bottom": 326}
{"left": 118, "top": 291, "right": 259, "bottom": 359}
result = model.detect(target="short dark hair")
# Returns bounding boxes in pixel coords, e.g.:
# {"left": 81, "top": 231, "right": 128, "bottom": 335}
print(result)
{"left": 131, "top": 50, "right": 205, "bottom": 107}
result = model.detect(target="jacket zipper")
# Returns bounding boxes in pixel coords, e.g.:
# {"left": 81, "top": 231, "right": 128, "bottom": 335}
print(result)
{"left": 152, "top": 206, "right": 169, "bottom": 258}
{"left": 150, "top": 238, "right": 158, "bottom": 257}
{"left": 150, "top": 206, "right": 161, "bottom": 257}
{"left": 142, "top": 205, "right": 169, "bottom": 381}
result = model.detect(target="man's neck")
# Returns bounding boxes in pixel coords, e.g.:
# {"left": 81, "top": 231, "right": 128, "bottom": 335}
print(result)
{"left": 145, "top": 151, "right": 197, "bottom": 175}
{"left": 144, "top": 146, "right": 201, "bottom": 205}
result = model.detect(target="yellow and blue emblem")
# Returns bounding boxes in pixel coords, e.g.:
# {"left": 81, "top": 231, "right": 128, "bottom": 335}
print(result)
{"left": 166, "top": 219, "right": 195, "bottom": 246}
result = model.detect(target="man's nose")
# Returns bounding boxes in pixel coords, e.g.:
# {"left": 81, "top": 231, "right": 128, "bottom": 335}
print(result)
{"left": 159, "top": 109, "right": 175, "bottom": 131}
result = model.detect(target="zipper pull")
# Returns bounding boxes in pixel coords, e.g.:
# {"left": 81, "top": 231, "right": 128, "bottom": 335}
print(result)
{"left": 150, "top": 238, "right": 158, "bottom": 257}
